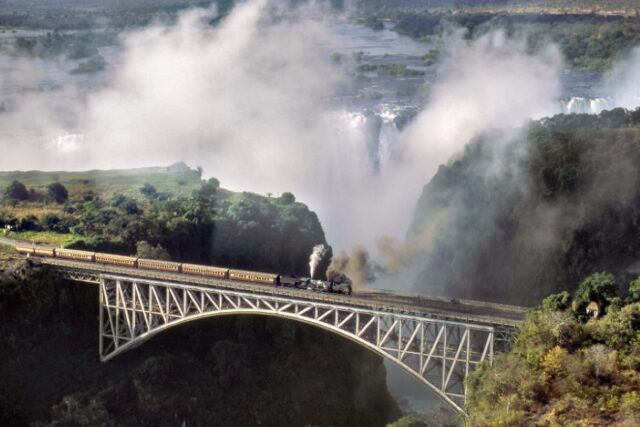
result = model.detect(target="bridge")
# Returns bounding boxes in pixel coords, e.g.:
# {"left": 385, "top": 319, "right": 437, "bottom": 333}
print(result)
{"left": 33, "top": 256, "right": 528, "bottom": 414}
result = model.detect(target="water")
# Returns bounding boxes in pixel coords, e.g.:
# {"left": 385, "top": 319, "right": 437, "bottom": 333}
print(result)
{"left": 0, "top": 21, "right": 633, "bottom": 165}
{"left": 384, "top": 360, "right": 458, "bottom": 423}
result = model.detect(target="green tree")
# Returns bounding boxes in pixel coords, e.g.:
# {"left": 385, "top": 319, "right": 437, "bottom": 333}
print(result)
{"left": 41, "top": 214, "right": 61, "bottom": 231}
{"left": 628, "top": 277, "right": 640, "bottom": 303}
{"left": 540, "top": 291, "right": 571, "bottom": 312}
{"left": 19, "top": 215, "right": 40, "bottom": 231}
{"left": 136, "top": 241, "right": 170, "bottom": 260}
{"left": 139, "top": 183, "right": 157, "bottom": 198}
{"left": 47, "top": 182, "right": 69, "bottom": 204}
{"left": 573, "top": 272, "right": 618, "bottom": 319}
{"left": 5, "top": 181, "right": 29, "bottom": 201}
{"left": 280, "top": 192, "right": 295, "bottom": 204}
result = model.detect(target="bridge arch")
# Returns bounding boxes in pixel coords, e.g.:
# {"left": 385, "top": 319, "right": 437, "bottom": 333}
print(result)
{"left": 99, "top": 275, "right": 496, "bottom": 413}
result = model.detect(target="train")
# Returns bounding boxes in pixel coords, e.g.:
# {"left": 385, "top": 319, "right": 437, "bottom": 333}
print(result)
{"left": 14, "top": 245, "right": 353, "bottom": 295}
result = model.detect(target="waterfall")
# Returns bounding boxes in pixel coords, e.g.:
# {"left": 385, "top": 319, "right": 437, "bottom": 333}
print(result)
{"left": 561, "top": 97, "right": 615, "bottom": 115}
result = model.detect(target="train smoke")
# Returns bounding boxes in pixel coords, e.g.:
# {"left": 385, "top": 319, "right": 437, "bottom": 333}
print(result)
{"left": 326, "top": 247, "right": 375, "bottom": 289}
{"left": 309, "top": 244, "right": 328, "bottom": 279}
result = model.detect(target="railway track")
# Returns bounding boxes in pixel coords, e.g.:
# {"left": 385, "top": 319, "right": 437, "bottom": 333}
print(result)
{"left": 36, "top": 257, "right": 528, "bottom": 329}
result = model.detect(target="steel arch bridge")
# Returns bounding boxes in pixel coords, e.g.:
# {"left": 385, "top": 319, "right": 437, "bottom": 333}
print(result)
{"left": 96, "top": 275, "right": 502, "bottom": 413}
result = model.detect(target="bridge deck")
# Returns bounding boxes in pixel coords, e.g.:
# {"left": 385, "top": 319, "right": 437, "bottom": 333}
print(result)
{"left": 37, "top": 257, "right": 528, "bottom": 329}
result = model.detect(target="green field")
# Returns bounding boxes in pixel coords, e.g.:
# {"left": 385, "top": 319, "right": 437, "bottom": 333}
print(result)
{"left": 4, "top": 231, "right": 83, "bottom": 247}
{"left": 0, "top": 162, "right": 203, "bottom": 205}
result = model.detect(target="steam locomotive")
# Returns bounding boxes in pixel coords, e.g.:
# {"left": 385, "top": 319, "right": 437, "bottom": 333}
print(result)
{"left": 15, "top": 246, "right": 353, "bottom": 295}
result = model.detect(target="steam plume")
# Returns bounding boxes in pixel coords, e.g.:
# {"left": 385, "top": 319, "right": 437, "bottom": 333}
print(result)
{"left": 309, "top": 244, "right": 328, "bottom": 279}
{"left": 326, "top": 247, "right": 375, "bottom": 289}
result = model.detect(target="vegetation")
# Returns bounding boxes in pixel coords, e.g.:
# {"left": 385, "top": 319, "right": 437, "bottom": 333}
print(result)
{"left": 410, "top": 109, "right": 640, "bottom": 305}
{"left": 69, "top": 54, "right": 106, "bottom": 74}
{"left": 0, "top": 0, "right": 235, "bottom": 30}
{"left": 47, "top": 182, "right": 68, "bottom": 204}
{"left": 10, "top": 31, "right": 117, "bottom": 60}
{"left": 5, "top": 231, "right": 83, "bottom": 247}
{"left": 466, "top": 273, "right": 640, "bottom": 426}
{"left": 0, "top": 262, "right": 400, "bottom": 425}
{"left": 382, "top": 11, "right": 640, "bottom": 71}
{"left": 357, "top": 63, "right": 425, "bottom": 76}
{"left": 0, "top": 160, "right": 400, "bottom": 425}
{"left": 0, "top": 163, "right": 330, "bottom": 277}
{"left": 5, "top": 180, "right": 29, "bottom": 202}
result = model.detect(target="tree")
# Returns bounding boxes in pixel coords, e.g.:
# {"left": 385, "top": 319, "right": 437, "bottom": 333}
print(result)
{"left": 5, "top": 181, "right": 29, "bottom": 201}
{"left": 628, "top": 277, "right": 640, "bottom": 303}
{"left": 41, "top": 214, "right": 61, "bottom": 231}
{"left": 123, "top": 200, "right": 140, "bottom": 215}
{"left": 19, "top": 215, "right": 40, "bottom": 231}
{"left": 139, "top": 183, "right": 157, "bottom": 198}
{"left": 573, "top": 272, "right": 618, "bottom": 319}
{"left": 136, "top": 241, "right": 170, "bottom": 260}
{"left": 111, "top": 194, "right": 126, "bottom": 208}
{"left": 47, "top": 182, "right": 68, "bottom": 204}
{"left": 280, "top": 192, "right": 295, "bottom": 204}
{"left": 540, "top": 291, "right": 571, "bottom": 312}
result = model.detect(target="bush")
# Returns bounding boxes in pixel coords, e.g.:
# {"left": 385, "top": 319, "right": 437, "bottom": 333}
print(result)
{"left": 279, "top": 192, "right": 295, "bottom": 204}
{"left": 47, "top": 182, "right": 68, "bottom": 204}
{"left": 41, "top": 214, "right": 62, "bottom": 231}
{"left": 573, "top": 272, "right": 618, "bottom": 319}
{"left": 5, "top": 181, "right": 29, "bottom": 201}
{"left": 540, "top": 291, "right": 571, "bottom": 312}
{"left": 136, "top": 241, "right": 170, "bottom": 260}
{"left": 140, "top": 183, "right": 157, "bottom": 198}
{"left": 628, "top": 277, "right": 640, "bottom": 303}
{"left": 19, "top": 215, "right": 41, "bottom": 231}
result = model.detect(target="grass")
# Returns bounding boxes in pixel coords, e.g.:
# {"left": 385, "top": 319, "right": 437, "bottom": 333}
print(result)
{"left": 0, "top": 242, "right": 19, "bottom": 273}
{"left": 0, "top": 162, "right": 206, "bottom": 217}
{"left": 5, "top": 231, "right": 83, "bottom": 247}
{"left": 8, "top": 203, "right": 64, "bottom": 219}
{"left": 0, "top": 163, "right": 203, "bottom": 205}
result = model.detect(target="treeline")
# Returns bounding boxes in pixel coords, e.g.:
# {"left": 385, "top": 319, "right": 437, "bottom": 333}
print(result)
{"left": 409, "top": 108, "right": 640, "bottom": 304}
{"left": 467, "top": 273, "right": 640, "bottom": 425}
{"left": 385, "top": 11, "right": 640, "bottom": 70}
{"left": 10, "top": 31, "right": 116, "bottom": 60}
{"left": 1, "top": 175, "right": 329, "bottom": 277}
{"left": 0, "top": 0, "right": 234, "bottom": 30}
{"left": 2, "top": 180, "right": 68, "bottom": 205}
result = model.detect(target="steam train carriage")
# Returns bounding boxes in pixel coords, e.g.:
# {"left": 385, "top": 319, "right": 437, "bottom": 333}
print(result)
{"left": 15, "top": 245, "right": 349, "bottom": 295}
{"left": 56, "top": 248, "right": 95, "bottom": 262}
{"left": 15, "top": 246, "right": 35, "bottom": 256}
{"left": 137, "top": 258, "right": 181, "bottom": 272}
{"left": 95, "top": 253, "right": 137, "bottom": 267}
{"left": 182, "top": 263, "right": 229, "bottom": 279}
{"left": 35, "top": 247, "right": 56, "bottom": 257}
{"left": 228, "top": 269, "right": 278, "bottom": 285}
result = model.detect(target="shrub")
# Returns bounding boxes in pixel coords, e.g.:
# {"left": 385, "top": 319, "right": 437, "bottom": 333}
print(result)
{"left": 628, "top": 277, "right": 640, "bottom": 303}
{"left": 5, "top": 181, "right": 29, "bottom": 201}
{"left": 47, "top": 182, "right": 68, "bottom": 204}
{"left": 540, "top": 291, "right": 571, "bottom": 312}
{"left": 573, "top": 272, "right": 618, "bottom": 319}
{"left": 136, "top": 241, "right": 170, "bottom": 260}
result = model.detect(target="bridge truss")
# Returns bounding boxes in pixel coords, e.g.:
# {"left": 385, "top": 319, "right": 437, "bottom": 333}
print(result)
{"left": 98, "top": 275, "right": 498, "bottom": 413}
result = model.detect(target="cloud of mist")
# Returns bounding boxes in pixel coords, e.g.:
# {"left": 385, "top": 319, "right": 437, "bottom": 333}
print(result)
{"left": 607, "top": 45, "right": 640, "bottom": 109}
{"left": 0, "top": 3, "right": 566, "bottom": 289}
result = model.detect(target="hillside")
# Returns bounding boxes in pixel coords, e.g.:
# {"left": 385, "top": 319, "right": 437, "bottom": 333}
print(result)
{"left": 0, "top": 162, "right": 330, "bottom": 277}
{"left": 0, "top": 259, "right": 400, "bottom": 425}
{"left": 409, "top": 109, "right": 640, "bottom": 305}
{"left": 466, "top": 274, "right": 640, "bottom": 425}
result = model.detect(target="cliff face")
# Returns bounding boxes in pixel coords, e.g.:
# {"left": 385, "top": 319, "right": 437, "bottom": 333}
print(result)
{"left": 0, "top": 264, "right": 399, "bottom": 426}
{"left": 408, "top": 110, "right": 640, "bottom": 304}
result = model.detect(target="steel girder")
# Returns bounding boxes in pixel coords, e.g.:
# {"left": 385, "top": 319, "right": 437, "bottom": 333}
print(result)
{"left": 99, "top": 275, "right": 495, "bottom": 413}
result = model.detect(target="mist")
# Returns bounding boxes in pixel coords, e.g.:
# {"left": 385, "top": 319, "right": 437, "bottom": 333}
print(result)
{"left": 0, "top": 0, "right": 603, "bottom": 279}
